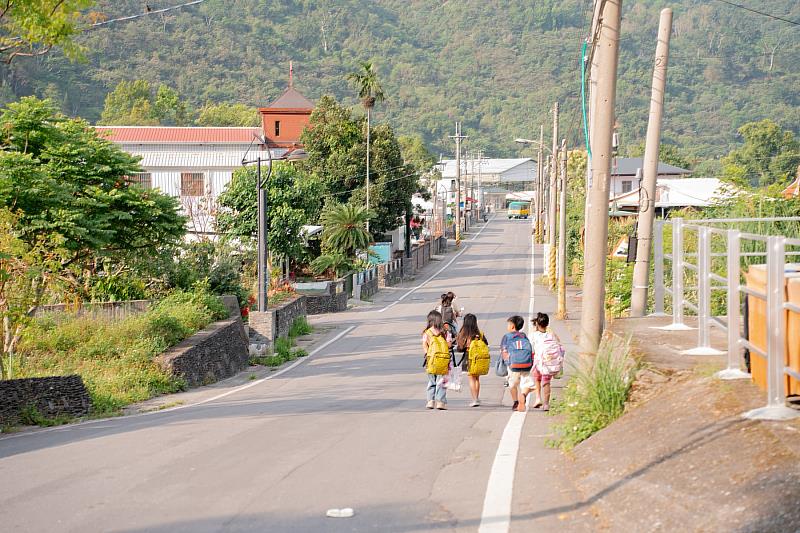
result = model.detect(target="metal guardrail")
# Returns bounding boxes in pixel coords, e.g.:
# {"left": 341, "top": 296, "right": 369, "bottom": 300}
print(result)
{"left": 653, "top": 216, "right": 800, "bottom": 421}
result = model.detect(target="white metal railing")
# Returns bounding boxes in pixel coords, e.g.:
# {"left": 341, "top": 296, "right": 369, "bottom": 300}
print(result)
{"left": 653, "top": 216, "right": 800, "bottom": 421}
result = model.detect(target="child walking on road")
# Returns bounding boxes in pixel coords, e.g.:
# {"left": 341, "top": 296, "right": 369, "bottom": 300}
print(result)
{"left": 423, "top": 310, "right": 451, "bottom": 410}
{"left": 500, "top": 315, "right": 533, "bottom": 412}
{"left": 456, "top": 314, "right": 490, "bottom": 407}
{"left": 530, "top": 313, "right": 565, "bottom": 411}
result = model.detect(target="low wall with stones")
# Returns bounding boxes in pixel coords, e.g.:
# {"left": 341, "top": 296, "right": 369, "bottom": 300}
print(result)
{"left": 301, "top": 279, "right": 348, "bottom": 315}
{"left": 353, "top": 267, "right": 379, "bottom": 301}
{"left": 378, "top": 259, "right": 403, "bottom": 288}
{"left": 248, "top": 295, "right": 307, "bottom": 344}
{"left": 0, "top": 375, "right": 91, "bottom": 426}
{"left": 156, "top": 317, "right": 249, "bottom": 387}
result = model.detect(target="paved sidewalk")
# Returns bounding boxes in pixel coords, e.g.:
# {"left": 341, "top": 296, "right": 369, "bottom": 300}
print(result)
{"left": 510, "top": 244, "right": 598, "bottom": 532}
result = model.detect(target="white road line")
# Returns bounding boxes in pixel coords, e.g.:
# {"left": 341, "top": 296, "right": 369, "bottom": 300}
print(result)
{"left": 0, "top": 325, "right": 357, "bottom": 442}
{"left": 478, "top": 411, "right": 526, "bottom": 533}
{"left": 377, "top": 216, "right": 495, "bottom": 314}
{"left": 478, "top": 222, "right": 533, "bottom": 533}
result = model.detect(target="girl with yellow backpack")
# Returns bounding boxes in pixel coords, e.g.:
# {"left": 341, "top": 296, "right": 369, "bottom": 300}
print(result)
{"left": 456, "top": 313, "right": 490, "bottom": 407}
{"left": 423, "top": 310, "right": 452, "bottom": 410}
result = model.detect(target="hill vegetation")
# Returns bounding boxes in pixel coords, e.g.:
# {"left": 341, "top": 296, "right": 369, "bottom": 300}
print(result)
{"left": 1, "top": 0, "right": 799, "bottom": 164}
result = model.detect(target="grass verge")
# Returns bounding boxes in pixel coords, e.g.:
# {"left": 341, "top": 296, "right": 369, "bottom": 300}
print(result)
{"left": 15, "top": 290, "right": 227, "bottom": 418}
{"left": 549, "top": 332, "right": 639, "bottom": 450}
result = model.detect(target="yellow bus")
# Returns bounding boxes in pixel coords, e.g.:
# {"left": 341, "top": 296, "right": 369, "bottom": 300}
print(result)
{"left": 507, "top": 201, "right": 530, "bottom": 219}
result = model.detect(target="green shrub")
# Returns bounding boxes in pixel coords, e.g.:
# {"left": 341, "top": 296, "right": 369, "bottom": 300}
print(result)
{"left": 550, "top": 333, "right": 639, "bottom": 450}
{"left": 155, "top": 290, "right": 228, "bottom": 321}
{"left": 288, "top": 317, "right": 313, "bottom": 338}
{"left": 15, "top": 289, "right": 221, "bottom": 418}
{"left": 18, "top": 405, "right": 73, "bottom": 427}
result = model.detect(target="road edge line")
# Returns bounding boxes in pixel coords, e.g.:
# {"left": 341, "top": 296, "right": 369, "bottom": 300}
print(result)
{"left": 0, "top": 325, "right": 357, "bottom": 441}
{"left": 478, "top": 411, "right": 526, "bottom": 533}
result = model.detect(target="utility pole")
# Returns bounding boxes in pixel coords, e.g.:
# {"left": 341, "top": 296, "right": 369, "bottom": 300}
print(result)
{"left": 557, "top": 138, "right": 568, "bottom": 319}
{"left": 630, "top": 7, "right": 673, "bottom": 317}
{"left": 450, "top": 123, "right": 467, "bottom": 247}
{"left": 579, "top": 0, "right": 623, "bottom": 357}
{"left": 547, "top": 102, "right": 559, "bottom": 290}
{"left": 536, "top": 125, "right": 544, "bottom": 243}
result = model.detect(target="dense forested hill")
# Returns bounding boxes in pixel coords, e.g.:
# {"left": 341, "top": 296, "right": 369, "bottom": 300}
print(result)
{"left": 2, "top": 0, "right": 798, "bottom": 161}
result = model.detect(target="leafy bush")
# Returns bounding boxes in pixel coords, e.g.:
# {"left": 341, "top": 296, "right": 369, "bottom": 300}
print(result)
{"left": 15, "top": 290, "right": 223, "bottom": 417}
{"left": 550, "top": 333, "right": 639, "bottom": 450}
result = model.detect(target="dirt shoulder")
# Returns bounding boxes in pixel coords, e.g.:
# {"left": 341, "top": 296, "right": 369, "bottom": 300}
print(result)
{"left": 565, "top": 316, "right": 800, "bottom": 532}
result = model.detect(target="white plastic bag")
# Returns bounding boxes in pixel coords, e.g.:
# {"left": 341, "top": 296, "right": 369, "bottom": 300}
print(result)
{"left": 445, "top": 365, "right": 463, "bottom": 392}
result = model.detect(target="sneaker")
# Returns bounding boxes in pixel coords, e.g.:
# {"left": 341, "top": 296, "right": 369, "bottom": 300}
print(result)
{"left": 512, "top": 401, "right": 519, "bottom": 411}
{"left": 426, "top": 400, "right": 435, "bottom": 409}
{"left": 470, "top": 400, "right": 480, "bottom": 407}
{"left": 435, "top": 401, "right": 447, "bottom": 410}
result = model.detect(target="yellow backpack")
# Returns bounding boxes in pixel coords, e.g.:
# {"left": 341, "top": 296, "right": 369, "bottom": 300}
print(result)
{"left": 425, "top": 329, "right": 451, "bottom": 375}
{"left": 468, "top": 332, "right": 490, "bottom": 376}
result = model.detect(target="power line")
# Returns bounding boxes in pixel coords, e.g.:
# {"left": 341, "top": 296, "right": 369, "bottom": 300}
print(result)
{"left": 710, "top": 0, "right": 800, "bottom": 27}
{"left": 88, "top": 0, "right": 207, "bottom": 29}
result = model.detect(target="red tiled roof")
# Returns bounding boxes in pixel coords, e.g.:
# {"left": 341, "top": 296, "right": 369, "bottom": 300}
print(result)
{"left": 95, "top": 126, "right": 264, "bottom": 143}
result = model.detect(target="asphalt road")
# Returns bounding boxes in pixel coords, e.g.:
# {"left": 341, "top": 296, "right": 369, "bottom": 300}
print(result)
{"left": 0, "top": 216, "right": 537, "bottom": 533}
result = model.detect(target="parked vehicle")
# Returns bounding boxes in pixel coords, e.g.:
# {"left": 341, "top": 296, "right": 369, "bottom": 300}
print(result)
{"left": 508, "top": 201, "right": 530, "bottom": 219}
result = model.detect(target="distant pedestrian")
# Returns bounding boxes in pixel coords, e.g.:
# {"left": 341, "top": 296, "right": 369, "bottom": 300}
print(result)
{"left": 530, "top": 313, "right": 565, "bottom": 412}
{"left": 423, "top": 310, "right": 451, "bottom": 410}
{"left": 436, "top": 292, "right": 460, "bottom": 338}
{"left": 456, "top": 313, "right": 490, "bottom": 407}
{"left": 500, "top": 315, "right": 533, "bottom": 412}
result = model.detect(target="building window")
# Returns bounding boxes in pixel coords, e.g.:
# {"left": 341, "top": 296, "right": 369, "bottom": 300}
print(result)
{"left": 622, "top": 180, "right": 632, "bottom": 193}
{"left": 181, "top": 172, "right": 205, "bottom": 197}
{"left": 128, "top": 173, "right": 152, "bottom": 189}
{"left": 274, "top": 120, "right": 281, "bottom": 137}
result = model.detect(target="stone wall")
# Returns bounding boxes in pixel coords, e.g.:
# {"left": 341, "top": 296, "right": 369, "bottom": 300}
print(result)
{"left": 248, "top": 295, "right": 307, "bottom": 344}
{"left": 156, "top": 317, "right": 249, "bottom": 387}
{"left": 378, "top": 259, "right": 403, "bottom": 288}
{"left": 353, "top": 267, "right": 379, "bottom": 301}
{"left": 302, "top": 279, "right": 348, "bottom": 315}
{"left": 0, "top": 375, "right": 91, "bottom": 425}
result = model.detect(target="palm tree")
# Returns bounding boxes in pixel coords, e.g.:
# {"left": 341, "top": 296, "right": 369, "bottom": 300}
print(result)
{"left": 319, "top": 203, "right": 373, "bottom": 258}
{"left": 347, "top": 61, "right": 385, "bottom": 232}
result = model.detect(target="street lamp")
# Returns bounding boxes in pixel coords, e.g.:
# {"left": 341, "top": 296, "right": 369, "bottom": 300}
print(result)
{"left": 242, "top": 136, "right": 308, "bottom": 312}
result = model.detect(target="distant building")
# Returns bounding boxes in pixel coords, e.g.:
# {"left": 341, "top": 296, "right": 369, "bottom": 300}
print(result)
{"left": 95, "top": 76, "right": 315, "bottom": 236}
{"left": 610, "top": 177, "right": 737, "bottom": 215}
{"left": 610, "top": 157, "right": 691, "bottom": 197}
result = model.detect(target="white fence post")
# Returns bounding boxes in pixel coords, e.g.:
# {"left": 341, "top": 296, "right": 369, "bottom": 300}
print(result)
{"left": 717, "top": 229, "right": 750, "bottom": 379}
{"left": 660, "top": 217, "right": 693, "bottom": 330}
{"left": 652, "top": 219, "right": 666, "bottom": 316}
{"left": 744, "top": 236, "right": 799, "bottom": 420}
{"left": 684, "top": 226, "right": 724, "bottom": 355}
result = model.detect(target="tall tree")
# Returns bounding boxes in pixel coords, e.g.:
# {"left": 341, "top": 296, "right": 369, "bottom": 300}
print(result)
{"left": 300, "top": 96, "right": 420, "bottom": 236}
{"left": 99, "top": 80, "right": 192, "bottom": 126}
{"left": 216, "top": 163, "right": 323, "bottom": 263}
{"left": 196, "top": 103, "right": 260, "bottom": 127}
{"left": 0, "top": 97, "right": 186, "bottom": 271}
{"left": 0, "top": 0, "right": 92, "bottom": 63}
{"left": 347, "top": 61, "right": 385, "bottom": 232}
{"left": 722, "top": 119, "right": 800, "bottom": 187}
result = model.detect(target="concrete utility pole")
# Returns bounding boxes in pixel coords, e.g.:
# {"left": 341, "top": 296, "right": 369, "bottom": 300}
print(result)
{"left": 547, "top": 102, "right": 559, "bottom": 290}
{"left": 630, "top": 8, "right": 673, "bottom": 317}
{"left": 557, "top": 138, "right": 568, "bottom": 319}
{"left": 450, "top": 123, "right": 467, "bottom": 247}
{"left": 536, "top": 125, "right": 544, "bottom": 243}
{"left": 579, "top": 0, "right": 623, "bottom": 357}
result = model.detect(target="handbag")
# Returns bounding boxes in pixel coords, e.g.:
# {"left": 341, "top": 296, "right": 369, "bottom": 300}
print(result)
{"left": 495, "top": 356, "right": 509, "bottom": 377}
